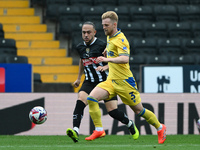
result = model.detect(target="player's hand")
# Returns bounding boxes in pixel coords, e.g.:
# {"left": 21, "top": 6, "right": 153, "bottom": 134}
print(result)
{"left": 73, "top": 79, "right": 80, "bottom": 88}
{"left": 102, "top": 48, "right": 107, "bottom": 57}
{"left": 96, "top": 56, "right": 107, "bottom": 63}
{"left": 95, "top": 66, "right": 105, "bottom": 72}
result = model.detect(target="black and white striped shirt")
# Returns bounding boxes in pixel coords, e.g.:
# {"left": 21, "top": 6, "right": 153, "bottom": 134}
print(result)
{"left": 76, "top": 38, "right": 108, "bottom": 83}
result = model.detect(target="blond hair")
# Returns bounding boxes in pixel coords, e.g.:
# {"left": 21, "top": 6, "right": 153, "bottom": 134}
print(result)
{"left": 101, "top": 11, "right": 118, "bottom": 23}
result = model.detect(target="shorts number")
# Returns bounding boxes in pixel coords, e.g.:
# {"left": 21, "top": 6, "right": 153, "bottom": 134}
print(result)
{"left": 129, "top": 92, "right": 136, "bottom": 103}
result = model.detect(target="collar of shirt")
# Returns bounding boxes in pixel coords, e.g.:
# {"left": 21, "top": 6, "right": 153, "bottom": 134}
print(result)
{"left": 83, "top": 37, "right": 97, "bottom": 46}
{"left": 109, "top": 28, "right": 121, "bottom": 39}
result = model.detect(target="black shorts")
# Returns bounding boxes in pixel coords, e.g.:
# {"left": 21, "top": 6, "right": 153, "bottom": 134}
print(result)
{"left": 79, "top": 80, "right": 118, "bottom": 102}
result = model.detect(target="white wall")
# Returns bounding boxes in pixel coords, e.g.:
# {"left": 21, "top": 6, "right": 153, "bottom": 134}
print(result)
{"left": 0, "top": 93, "right": 199, "bottom": 135}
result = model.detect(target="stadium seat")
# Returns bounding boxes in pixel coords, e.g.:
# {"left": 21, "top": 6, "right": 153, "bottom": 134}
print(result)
{"left": 129, "top": 54, "right": 146, "bottom": 75}
{"left": 196, "top": 55, "right": 200, "bottom": 65}
{"left": 191, "top": 22, "right": 200, "bottom": 38}
{"left": 3, "top": 24, "right": 47, "bottom": 33}
{"left": 154, "top": 5, "right": 178, "bottom": 22}
{"left": 59, "top": 20, "right": 82, "bottom": 36}
{"left": 46, "top": 0, "right": 70, "bottom": 5}
{"left": 167, "top": 22, "right": 192, "bottom": 38}
{"left": 16, "top": 41, "right": 60, "bottom": 49}
{"left": 184, "top": 38, "right": 200, "bottom": 55}
{"left": 18, "top": 49, "right": 67, "bottom": 57}
{"left": 170, "top": 54, "right": 196, "bottom": 65}
{"left": 94, "top": 22, "right": 106, "bottom": 41}
{"left": 142, "top": 0, "right": 166, "bottom": 5}
{"left": 157, "top": 38, "right": 183, "bottom": 55}
{"left": 0, "top": 24, "right": 4, "bottom": 38}
{"left": 5, "top": 33, "right": 53, "bottom": 41}
{"left": 33, "top": 73, "right": 42, "bottom": 83}
{"left": 0, "top": 8, "right": 34, "bottom": 16}
{"left": 45, "top": 4, "right": 62, "bottom": 21}
{"left": 33, "top": 65, "right": 79, "bottom": 74}
{"left": 189, "top": 0, "right": 200, "bottom": 4}
{"left": 118, "top": 22, "right": 144, "bottom": 41}
{"left": 30, "top": 0, "right": 46, "bottom": 7}
{"left": 118, "top": 0, "right": 142, "bottom": 6}
{"left": 45, "top": 0, "right": 70, "bottom": 21}
{"left": 105, "top": 6, "right": 130, "bottom": 22}
{"left": 58, "top": 5, "right": 82, "bottom": 22}
{"left": 131, "top": 38, "right": 158, "bottom": 55}
{"left": 130, "top": 6, "right": 154, "bottom": 22}
{"left": 146, "top": 55, "right": 170, "bottom": 65}
{"left": 144, "top": 22, "right": 168, "bottom": 38}
{"left": 0, "top": 38, "right": 17, "bottom": 55}
{"left": 0, "top": 16, "right": 40, "bottom": 24}
{"left": 0, "top": 0, "right": 29, "bottom": 8}
{"left": 28, "top": 57, "right": 73, "bottom": 65}
{"left": 69, "top": 0, "right": 93, "bottom": 6}
{"left": 82, "top": 6, "right": 105, "bottom": 22}
{"left": 71, "top": 33, "right": 83, "bottom": 51}
{"left": 178, "top": 5, "right": 200, "bottom": 21}
{"left": 93, "top": 0, "right": 117, "bottom": 6}
{"left": 5, "top": 55, "right": 28, "bottom": 64}
{"left": 0, "top": 55, "right": 6, "bottom": 63}
{"left": 166, "top": 0, "right": 189, "bottom": 4}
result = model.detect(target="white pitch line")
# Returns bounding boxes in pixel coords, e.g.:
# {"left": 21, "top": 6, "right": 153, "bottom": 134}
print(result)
{"left": 0, "top": 144, "right": 200, "bottom": 148}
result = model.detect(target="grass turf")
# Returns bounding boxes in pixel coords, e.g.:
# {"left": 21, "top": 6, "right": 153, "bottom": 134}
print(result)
{"left": 0, "top": 135, "right": 200, "bottom": 150}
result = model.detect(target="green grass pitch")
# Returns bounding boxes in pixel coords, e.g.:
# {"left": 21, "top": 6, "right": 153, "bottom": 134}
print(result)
{"left": 0, "top": 135, "right": 200, "bottom": 150}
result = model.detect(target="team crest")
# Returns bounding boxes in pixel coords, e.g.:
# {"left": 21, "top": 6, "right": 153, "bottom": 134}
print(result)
{"left": 86, "top": 48, "right": 90, "bottom": 53}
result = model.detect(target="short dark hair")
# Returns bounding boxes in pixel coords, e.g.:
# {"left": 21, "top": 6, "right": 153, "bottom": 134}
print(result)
{"left": 83, "top": 21, "right": 96, "bottom": 30}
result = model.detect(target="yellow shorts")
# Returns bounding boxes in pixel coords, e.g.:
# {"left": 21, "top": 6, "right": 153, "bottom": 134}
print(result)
{"left": 97, "top": 77, "right": 141, "bottom": 106}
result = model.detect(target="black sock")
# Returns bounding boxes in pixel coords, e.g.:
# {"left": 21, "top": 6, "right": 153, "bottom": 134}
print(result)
{"left": 108, "top": 109, "right": 129, "bottom": 124}
{"left": 73, "top": 100, "right": 86, "bottom": 128}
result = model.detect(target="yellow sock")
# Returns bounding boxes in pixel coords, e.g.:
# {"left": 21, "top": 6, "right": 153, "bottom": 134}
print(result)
{"left": 87, "top": 96, "right": 102, "bottom": 127}
{"left": 138, "top": 108, "right": 160, "bottom": 129}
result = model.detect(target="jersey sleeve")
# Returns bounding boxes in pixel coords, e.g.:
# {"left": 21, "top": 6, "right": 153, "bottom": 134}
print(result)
{"left": 116, "top": 36, "right": 130, "bottom": 56}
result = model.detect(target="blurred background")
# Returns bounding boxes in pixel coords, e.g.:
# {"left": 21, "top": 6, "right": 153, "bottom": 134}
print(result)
{"left": 0, "top": 0, "right": 200, "bottom": 93}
